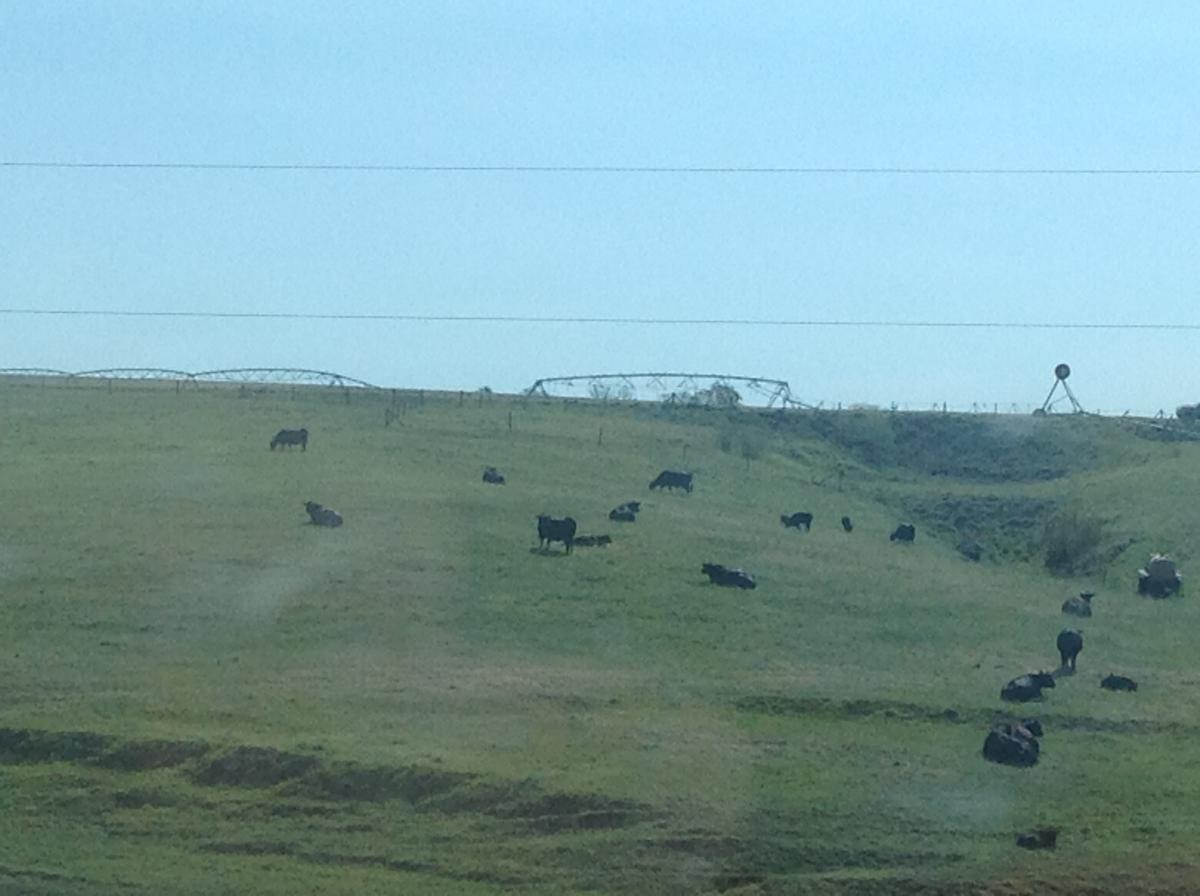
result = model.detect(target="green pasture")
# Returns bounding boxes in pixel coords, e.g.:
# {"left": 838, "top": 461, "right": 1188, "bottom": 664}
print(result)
{"left": 1, "top": 379, "right": 1198, "bottom": 894}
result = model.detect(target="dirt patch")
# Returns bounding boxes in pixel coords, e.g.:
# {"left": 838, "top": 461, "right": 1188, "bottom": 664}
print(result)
{"left": 192, "top": 746, "right": 319, "bottom": 788}
{"left": 418, "top": 780, "right": 533, "bottom": 814}
{"left": 97, "top": 738, "right": 209, "bottom": 771}
{"left": 286, "top": 762, "right": 473, "bottom": 803}
{"left": 198, "top": 843, "right": 527, "bottom": 887}
{"left": 0, "top": 728, "right": 110, "bottom": 764}
{"left": 645, "top": 831, "right": 956, "bottom": 878}
{"left": 491, "top": 791, "right": 656, "bottom": 833}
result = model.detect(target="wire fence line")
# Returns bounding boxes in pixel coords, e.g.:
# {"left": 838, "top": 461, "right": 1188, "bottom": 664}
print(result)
{"left": 0, "top": 368, "right": 1182, "bottom": 421}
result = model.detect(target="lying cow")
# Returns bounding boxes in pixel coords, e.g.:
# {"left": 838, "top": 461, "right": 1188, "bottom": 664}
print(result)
{"left": 1101, "top": 674, "right": 1137, "bottom": 692}
{"left": 482, "top": 466, "right": 506, "bottom": 485}
{"left": 614, "top": 501, "right": 641, "bottom": 514}
{"left": 649, "top": 470, "right": 693, "bottom": 493}
{"left": 1016, "top": 828, "right": 1058, "bottom": 850}
{"left": 271, "top": 428, "right": 308, "bottom": 451}
{"left": 1001, "top": 671, "right": 1056, "bottom": 703}
{"left": 1057, "top": 629, "right": 1083, "bottom": 671}
{"left": 701, "top": 563, "right": 756, "bottom": 590}
{"left": 573, "top": 534, "right": 612, "bottom": 548}
{"left": 890, "top": 523, "right": 916, "bottom": 543}
{"left": 536, "top": 515, "right": 577, "bottom": 553}
{"left": 1061, "top": 592, "right": 1094, "bottom": 617}
{"left": 609, "top": 508, "right": 637, "bottom": 522}
{"left": 304, "top": 501, "right": 343, "bottom": 527}
{"left": 780, "top": 511, "right": 813, "bottom": 531}
{"left": 982, "top": 720, "right": 1041, "bottom": 767}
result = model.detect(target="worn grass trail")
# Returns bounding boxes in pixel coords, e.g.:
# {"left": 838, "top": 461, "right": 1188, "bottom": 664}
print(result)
{"left": 1, "top": 381, "right": 1198, "bottom": 894}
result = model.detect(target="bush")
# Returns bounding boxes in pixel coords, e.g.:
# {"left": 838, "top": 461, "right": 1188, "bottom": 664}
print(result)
{"left": 1043, "top": 510, "right": 1106, "bottom": 575}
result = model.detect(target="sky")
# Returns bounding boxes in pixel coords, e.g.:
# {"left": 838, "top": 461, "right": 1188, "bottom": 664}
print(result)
{"left": 2, "top": 1, "right": 1198, "bottom": 413}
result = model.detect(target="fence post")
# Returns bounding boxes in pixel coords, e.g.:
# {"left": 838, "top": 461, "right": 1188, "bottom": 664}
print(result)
{"left": 597, "top": 427, "right": 603, "bottom": 446}
{"left": 508, "top": 411, "right": 513, "bottom": 433}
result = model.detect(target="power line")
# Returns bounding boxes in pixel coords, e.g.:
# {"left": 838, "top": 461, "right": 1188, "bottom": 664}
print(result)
{"left": 1, "top": 308, "right": 1197, "bottom": 330}
{"left": 4, "top": 161, "right": 1200, "bottom": 176}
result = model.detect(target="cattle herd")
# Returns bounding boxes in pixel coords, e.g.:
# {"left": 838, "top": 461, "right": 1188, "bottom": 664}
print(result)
{"left": 276, "top": 425, "right": 1177, "bottom": 849}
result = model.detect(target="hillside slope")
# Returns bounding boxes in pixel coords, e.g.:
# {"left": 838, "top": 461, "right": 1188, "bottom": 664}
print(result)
{"left": 1, "top": 381, "right": 1197, "bottom": 894}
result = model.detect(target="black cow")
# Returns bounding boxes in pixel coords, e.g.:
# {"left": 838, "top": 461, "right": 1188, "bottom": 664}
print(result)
{"left": 841, "top": 516, "right": 854, "bottom": 533}
{"left": 649, "top": 470, "right": 693, "bottom": 493}
{"left": 1057, "top": 629, "right": 1083, "bottom": 671}
{"left": 304, "top": 501, "right": 343, "bottom": 527}
{"left": 573, "top": 534, "right": 612, "bottom": 547}
{"left": 1016, "top": 828, "right": 1058, "bottom": 850}
{"left": 1061, "top": 592, "right": 1094, "bottom": 617}
{"left": 609, "top": 508, "right": 636, "bottom": 522}
{"left": 982, "top": 720, "right": 1041, "bottom": 767}
{"left": 701, "top": 563, "right": 756, "bottom": 589}
{"left": 780, "top": 511, "right": 813, "bottom": 531}
{"left": 890, "top": 523, "right": 916, "bottom": 543}
{"left": 482, "top": 466, "right": 506, "bottom": 485}
{"left": 536, "top": 515, "right": 577, "bottom": 553}
{"left": 271, "top": 428, "right": 308, "bottom": 451}
{"left": 1001, "top": 671, "right": 1056, "bottom": 703}
{"left": 1101, "top": 674, "right": 1138, "bottom": 692}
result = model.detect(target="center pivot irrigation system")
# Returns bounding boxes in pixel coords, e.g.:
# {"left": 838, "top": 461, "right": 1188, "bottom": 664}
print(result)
{"left": 525, "top": 372, "right": 807, "bottom": 407}
{"left": 0, "top": 368, "right": 381, "bottom": 389}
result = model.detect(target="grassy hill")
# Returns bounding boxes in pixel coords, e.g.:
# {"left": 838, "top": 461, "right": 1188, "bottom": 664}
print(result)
{"left": 1, "top": 379, "right": 1198, "bottom": 894}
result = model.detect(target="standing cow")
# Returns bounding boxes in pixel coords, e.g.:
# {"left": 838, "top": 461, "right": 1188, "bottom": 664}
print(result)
{"left": 780, "top": 511, "right": 813, "bottom": 531}
{"left": 841, "top": 516, "right": 854, "bottom": 532}
{"left": 536, "top": 515, "right": 577, "bottom": 554}
{"left": 1057, "top": 629, "right": 1083, "bottom": 671}
{"left": 271, "top": 428, "right": 309, "bottom": 451}
{"left": 649, "top": 470, "right": 693, "bottom": 493}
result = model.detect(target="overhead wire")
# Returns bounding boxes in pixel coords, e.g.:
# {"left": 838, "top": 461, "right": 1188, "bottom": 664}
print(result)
{"left": 0, "top": 309, "right": 1196, "bottom": 330}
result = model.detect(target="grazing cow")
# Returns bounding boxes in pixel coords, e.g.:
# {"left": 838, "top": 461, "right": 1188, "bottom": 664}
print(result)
{"left": 890, "top": 523, "right": 916, "bottom": 543}
{"left": 841, "top": 516, "right": 854, "bottom": 533}
{"left": 1101, "top": 674, "right": 1138, "bottom": 692}
{"left": 536, "top": 515, "right": 577, "bottom": 553}
{"left": 609, "top": 508, "right": 636, "bottom": 522}
{"left": 1057, "top": 629, "right": 1083, "bottom": 671}
{"left": 780, "top": 511, "right": 813, "bottom": 531}
{"left": 573, "top": 534, "right": 612, "bottom": 548}
{"left": 701, "top": 563, "right": 756, "bottom": 589}
{"left": 482, "top": 466, "right": 506, "bottom": 485}
{"left": 271, "top": 428, "right": 308, "bottom": 451}
{"left": 1061, "top": 592, "right": 1094, "bottom": 617}
{"left": 1001, "top": 672, "right": 1056, "bottom": 703}
{"left": 304, "top": 501, "right": 343, "bottom": 527}
{"left": 982, "top": 721, "right": 1041, "bottom": 767}
{"left": 649, "top": 470, "right": 693, "bottom": 493}
{"left": 1016, "top": 828, "right": 1058, "bottom": 850}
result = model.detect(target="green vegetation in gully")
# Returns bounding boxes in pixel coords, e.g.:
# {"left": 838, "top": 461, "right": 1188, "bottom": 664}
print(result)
{"left": 1, "top": 380, "right": 1198, "bottom": 895}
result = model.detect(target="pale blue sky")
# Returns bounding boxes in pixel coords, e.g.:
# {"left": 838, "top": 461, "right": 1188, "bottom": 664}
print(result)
{"left": 2, "top": 2, "right": 1198, "bottom": 412}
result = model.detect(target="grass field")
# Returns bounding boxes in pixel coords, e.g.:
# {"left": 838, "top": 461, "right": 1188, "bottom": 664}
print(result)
{"left": 2, "top": 379, "right": 1199, "bottom": 894}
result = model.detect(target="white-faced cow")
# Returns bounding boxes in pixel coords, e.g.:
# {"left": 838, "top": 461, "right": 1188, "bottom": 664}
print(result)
{"left": 780, "top": 511, "right": 813, "bottom": 531}
{"left": 304, "top": 501, "right": 342, "bottom": 527}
